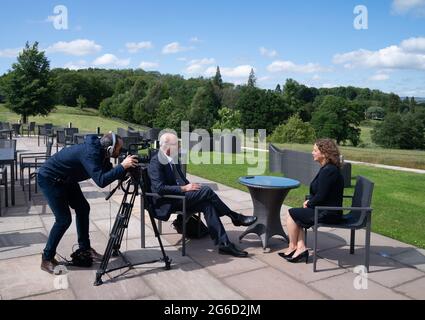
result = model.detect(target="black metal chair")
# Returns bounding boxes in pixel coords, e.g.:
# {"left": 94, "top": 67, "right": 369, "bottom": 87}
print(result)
{"left": 64, "top": 127, "right": 79, "bottom": 142}
{"left": 55, "top": 129, "right": 75, "bottom": 152}
{"left": 310, "top": 176, "right": 374, "bottom": 272}
{"left": 0, "top": 166, "right": 8, "bottom": 216}
{"left": 140, "top": 166, "right": 201, "bottom": 256}
{"left": 37, "top": 124, "right": 53, "bottom": 146}
{"left": 20, "top": 142, "right": 53, "bottom": 193}
{"left": 22, "top": 122, "right": 36, "bottom": 137}
{"left": 11, "top": 123, "right": 21, "bottom": 137}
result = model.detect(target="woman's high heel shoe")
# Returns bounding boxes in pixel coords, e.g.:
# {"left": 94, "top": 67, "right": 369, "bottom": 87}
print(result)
{"left": 278, "top": 250, "right": 296, "bottom": 259}
{"left": 286, "top": 250, "right": 309, "bottom": 264}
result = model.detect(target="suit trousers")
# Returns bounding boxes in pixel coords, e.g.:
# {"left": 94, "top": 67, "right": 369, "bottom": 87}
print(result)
{"left": 173, "top": 186, "right": 232, "bottom": 245}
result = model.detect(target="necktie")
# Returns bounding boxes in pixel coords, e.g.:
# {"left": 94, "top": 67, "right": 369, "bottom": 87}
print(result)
{"left": 171, "top": 163, "right": 186, "bottom": 186}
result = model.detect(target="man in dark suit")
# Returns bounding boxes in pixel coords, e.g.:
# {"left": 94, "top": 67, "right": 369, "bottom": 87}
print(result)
{"left": 147, "top": 133, "right": 257, "bottom": 257}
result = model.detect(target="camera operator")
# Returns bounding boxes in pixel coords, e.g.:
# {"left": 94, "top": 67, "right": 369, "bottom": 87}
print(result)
{"left": 37, "top": 132, "right": 138, "bottom": 274}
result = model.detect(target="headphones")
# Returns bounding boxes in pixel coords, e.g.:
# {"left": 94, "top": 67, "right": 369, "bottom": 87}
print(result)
{"left": 107, "top": 131, "right": 116, "bottom": 157}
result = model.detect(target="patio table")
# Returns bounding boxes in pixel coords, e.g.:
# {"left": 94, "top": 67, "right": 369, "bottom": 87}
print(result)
{"left": 238, "top": 176, "right": 300, "bottom": 249}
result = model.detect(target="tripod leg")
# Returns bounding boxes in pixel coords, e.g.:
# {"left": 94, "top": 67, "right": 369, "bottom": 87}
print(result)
{"left": 94, "top": 182, "right": 133, "bottom": 286}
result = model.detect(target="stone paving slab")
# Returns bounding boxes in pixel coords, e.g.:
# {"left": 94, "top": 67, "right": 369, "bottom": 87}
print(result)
{"left": 309, "top": 272, "right": 410, "bottom": 300}
{"left": 142, "top": 262, "right": 244, "bottom": 300}
{"left": 255, "top": 250, "right": 348, "bottom": 284}
{"left": 392, "top": 248, "right": 425, "bottom": 272}
{"left": 326, "top": 228, "right": 415, "bottom": 257}
{"left": 0, "top": 254, "right": 69, "bottom": 300}
{"left": 315, "top": 245, "right": 425, "bottom": 288}
{"left": 0, "top": 227, "right": 47, "bottom": 260}
{"left": 394, "top": 276, "right": 425, "bottom": 300}
{"left": 223, "top": 267, "right": 326, "bottom": 300}
{"left": 0, "top": 215, "right": 44, "bottom": 233}
{"left": 20, "top": 289, "right": 77, "bottom": 300}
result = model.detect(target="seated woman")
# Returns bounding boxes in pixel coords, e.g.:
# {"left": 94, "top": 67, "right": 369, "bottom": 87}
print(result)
{"left": 279, "top": 138, "right": 344, "bottom": 263}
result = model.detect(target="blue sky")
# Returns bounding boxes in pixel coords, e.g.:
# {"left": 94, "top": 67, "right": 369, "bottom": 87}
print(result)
{"left": 1, "top": 0, "right": 425, "bottom": 96}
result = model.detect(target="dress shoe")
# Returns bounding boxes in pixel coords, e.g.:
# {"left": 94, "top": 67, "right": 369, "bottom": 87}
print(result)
{"left": 85, "top": 247, "right": 103, "bottom": 262}
{"left": 228, "top": 212, "right": 257, "bottom": 227}
{"left": 41, "top": 257, "right": 61, "bottom": 274}
{"left": 278, "top": 249, "right": 296, "bottom": 259}
{"left": 218, "top": 242, "right": 248, "bottom": 257}
{"left": 286, "top": 250, "right": 309, "bottom": 264}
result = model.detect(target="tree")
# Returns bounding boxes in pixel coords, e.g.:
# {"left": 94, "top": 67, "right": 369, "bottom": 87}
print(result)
{"left": 188, "top": 86, "right": 216, "bottom": 129}
{"left": 371, "top": 113, "right": 403, "bottom": 149}
{"left": 212, "top": 107, "right": 242, "bottom": 130}
{"left": 1, "top": 42, "right": 54, "bottom": 123}
{"left": 247, "top": 68, "right": 256, "bottom": 87}
{"left": 213, "top": 66, "right": 223, "bottom": 88}
{"left": 133, "top": 81, "right": 169, "bottom": 126}
{"left": 153, "top": 97, "right": 186, "bottom": 132}
{"left": 275, "top": 84, "right": 282, "bottom": 93}
{"left": 311, "top": 95, "right": 362, "bottom": 146}
{"left": 76, "top": 95, "right": 87, "bottom": 109}
{"left": 270, "top": 114, "right": 316, "bottom": 144}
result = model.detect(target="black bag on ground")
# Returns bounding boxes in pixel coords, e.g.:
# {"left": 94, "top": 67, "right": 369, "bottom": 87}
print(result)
{"left": 69, "top": 249, "right": 93, "bottom": 267}
{"left": 172, "top": 214, "right": 209, "bottom": 239}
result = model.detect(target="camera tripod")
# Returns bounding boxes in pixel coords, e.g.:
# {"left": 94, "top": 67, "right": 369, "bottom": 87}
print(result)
{"left": 94, "top": 166, "right": 171, "bottom": 286}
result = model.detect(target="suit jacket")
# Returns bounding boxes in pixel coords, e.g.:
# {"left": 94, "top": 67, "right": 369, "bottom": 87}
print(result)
{"left": 307, "top": 163, "right": 344, "bottom": 210}
{"left": 147, "top": 150, "right": 190, "bottom": 221}
{"left": 38, "top": 135, "right": 125, "bottom": 188}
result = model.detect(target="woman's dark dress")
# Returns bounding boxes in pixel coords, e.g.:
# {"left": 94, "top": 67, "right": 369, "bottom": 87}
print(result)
{"left": 289, "top": 163, "right": 344, "bottom": 228}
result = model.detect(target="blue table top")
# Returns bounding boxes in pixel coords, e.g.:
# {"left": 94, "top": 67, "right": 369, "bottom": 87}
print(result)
{"left": 239, "top": 176, "right": 300, "bottom": 189}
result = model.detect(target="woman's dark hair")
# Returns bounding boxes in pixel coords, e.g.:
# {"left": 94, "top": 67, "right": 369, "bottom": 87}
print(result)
{"left": 315, "top": 138, "right": 342, "bottom": 168}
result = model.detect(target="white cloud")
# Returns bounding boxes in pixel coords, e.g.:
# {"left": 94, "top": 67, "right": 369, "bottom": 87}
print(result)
{"left": 64, "top": 60, "right": 88, "bottom": 70}
{"left": 258, "top": 76, "right": 271, "bottom": 83}
{"left": 312, "top": 74, "right": 321, "bottom": 80}
{"left": 401, "top": 37, "right": 425, "bottom": 52}
{"left": 333, "top": 37, "right": 425, "bottom": 70}
{"left": 369, "top": 73, "right": 390, "bottom": 81}
{"left": 267, "top": 60, "right": 329, "bottom": 73}
{"left": 185, "top": 58, "right": 216, "bottom": 74}
{"left": 177, "top": 57, "right": 187, "bottom": 62}
{"left": 260, "top": 47, "right": 278, "bottom": 58}
{"left": 93, "top": 54, "right": 130, "bottom": 67}
{"left": 162, "top": 42, "right": 193, "bottom": 54}
{"left": 392, "top": 0, "right": 425, "bottom": 15}
{"left": 139, "top": 61, "right": 159, "bottom": 70}
{"left": 205, "top": 65, "right": 254, "bottom": 78}
{"left": 126, "top": 41, "right": 153, "bottom": 53}
{"left": 0, "top": 47, "right": 22, "bottom": 58}
{"left": 46, "top": 39, "right": 102, "bottom": 56}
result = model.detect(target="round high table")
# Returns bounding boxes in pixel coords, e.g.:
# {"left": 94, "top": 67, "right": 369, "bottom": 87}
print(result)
{"left": 238, "top": 176, "right": 300, "bottom": 249}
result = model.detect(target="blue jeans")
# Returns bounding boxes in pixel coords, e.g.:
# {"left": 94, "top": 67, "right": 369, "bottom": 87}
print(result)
{"left": 38, "top": 173, "right": 91, "bottom": 260}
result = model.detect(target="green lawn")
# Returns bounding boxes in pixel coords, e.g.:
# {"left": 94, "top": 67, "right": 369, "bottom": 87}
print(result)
{"left": 0, "top": 105, "right": 148, "bottom": 133}
{"left": 188, "top": 152, "right": 425, "bottom": 249}
{"left": 272, "top": 142, "right": 425, "bottom": 170}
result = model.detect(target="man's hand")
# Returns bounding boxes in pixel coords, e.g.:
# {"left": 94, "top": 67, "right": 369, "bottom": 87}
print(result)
{"left": 181, "top": 183, "right": 201, "bottom": 192}
{"left": 121, "top": 155, "right": 138, "bottom": 170}
{"left": 303, "top": 200, "right": 309, "bottom": 208}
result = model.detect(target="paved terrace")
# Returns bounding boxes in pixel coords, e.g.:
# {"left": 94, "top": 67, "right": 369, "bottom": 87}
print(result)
{"left": 0, "top": 137, "right": 424, "bottom": 300}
